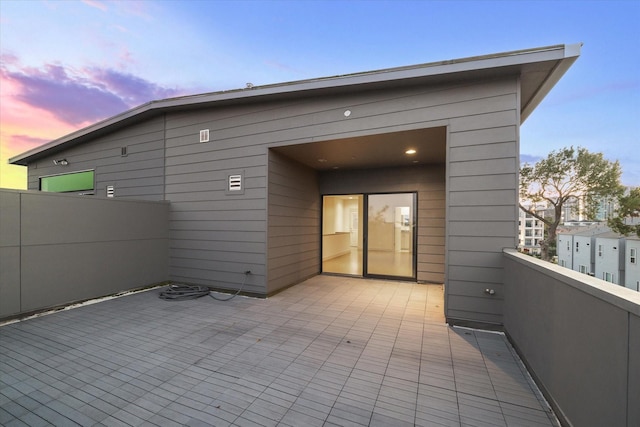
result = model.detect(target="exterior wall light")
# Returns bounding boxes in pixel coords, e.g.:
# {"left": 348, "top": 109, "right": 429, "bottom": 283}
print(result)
{"left": 53, "top": 159, "right": 69, "bottom": 166}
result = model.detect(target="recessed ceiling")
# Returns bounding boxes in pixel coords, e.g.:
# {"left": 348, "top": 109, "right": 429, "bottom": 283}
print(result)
{"left": 271, "top": 126, "right": 446, "bottom": 171}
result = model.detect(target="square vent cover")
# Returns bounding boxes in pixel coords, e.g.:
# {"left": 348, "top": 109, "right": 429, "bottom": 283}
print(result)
{"left": 228, "top": 174, "right": 242, "bottom": 191}
{"left": 199, "top": 129, "right": 210, "bottom": 143}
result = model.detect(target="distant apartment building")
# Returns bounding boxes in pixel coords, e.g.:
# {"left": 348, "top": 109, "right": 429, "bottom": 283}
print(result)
{"left": 595, "top": 232, "right": 626, "bottom": 285}
{"left": 624, "top": 236, "right": 640, "bottom": 291}
{"left": 518, "top": 204, "right": 546, "bottom": 255}
{"left": 555, "top": 226, "right": 598, "bottom": 275}
{"left": 557, "top": 226, "right": 639, "bottom": 291}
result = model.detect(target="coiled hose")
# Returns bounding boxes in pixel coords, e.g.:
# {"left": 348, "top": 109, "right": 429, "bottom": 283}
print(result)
{"left": 159, "top": 271, "right": 250, "bottom": 301}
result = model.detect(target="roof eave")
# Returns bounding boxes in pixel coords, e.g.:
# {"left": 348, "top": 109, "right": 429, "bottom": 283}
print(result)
{"left": 9, "top": 43, "right": 582, "bottom": 166}
{"left": 521, "top": 43, "right": 582, "bottom": 122}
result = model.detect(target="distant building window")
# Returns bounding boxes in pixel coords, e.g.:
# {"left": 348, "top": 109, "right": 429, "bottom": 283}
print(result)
{"left": 525, "top": 230, "right": 532, "bottom": 237}
{"left": 525, "top": 239, "right": 532, "bottom": 246}
{"left": 598, "top": 245, "right": 603, "bottom": 257}
{"left": 603, "top": 272, "right": 614, "bottom": 283}
{"left": 560, "top": 260, "right": 566, "bottom": 267}
{"left": 525, "top": 220, "right": 532, "bottom": 228}
{"left": 567, "top": 240, "right": 570, "bottom": 251}
{"left": 631, "top": 248, "right": 637, "bottom": 264}
{"left": 39, "top": 170, "right": 95, "bottom": 194}
{"left": 579, "top": 265, "right": 588, "bottom": 274}
{"left": 576, "top": 242, "right": 579, "bottom": 253}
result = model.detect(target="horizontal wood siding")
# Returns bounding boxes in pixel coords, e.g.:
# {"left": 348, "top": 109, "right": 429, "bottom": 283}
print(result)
{"left": 267, "top": 151, "right": 320, "bottom": 293}
{"left": 447, "top": 76, "right": 520, "bottom": 325}
{"left": 320, "top": 164, "right": 446, "bottom": 283}
{"left": 28, "top": 116, "right": 166, "bottom": 200}
{"left": 22, "top": 74, "right": 521, "bottom": 325}
{"left": 164, "top": 103, "right": 268, "bottom": 294}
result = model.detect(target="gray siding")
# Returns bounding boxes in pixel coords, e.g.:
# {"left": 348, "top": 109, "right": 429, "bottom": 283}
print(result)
{"left": 0, "top": 189, "right": 169, "bottom": 319}
{"left": 320, "top": 165, "right": 446, "bottom": 283}
{"left": 164, "top": 105, "right": 268, "bottom": 294}
{"left": 27, "top": 116, "right": 166, "bottom": 200}
{"left": 267, "top": 151, "right": 320, "bottom": 293}
{"left": 20, "top": 75, "right": 521, "bottom": 325}
{"left": 446, "top": 77, "right": 519, "bottom": 325}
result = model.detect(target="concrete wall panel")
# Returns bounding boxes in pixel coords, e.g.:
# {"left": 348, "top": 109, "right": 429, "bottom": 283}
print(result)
{"left": 0, "top": 189, "right": 169, "bottom": 319}
{"left": 629, "top": 313, "right": 640, "bottom": 426}
{"left": 504, "top": 249, "right": 639, "bottom": 427}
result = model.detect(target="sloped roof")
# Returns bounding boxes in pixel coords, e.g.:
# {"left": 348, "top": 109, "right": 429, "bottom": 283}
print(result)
{"left": 10, "top": 43, "right": 581, "bottom": 166}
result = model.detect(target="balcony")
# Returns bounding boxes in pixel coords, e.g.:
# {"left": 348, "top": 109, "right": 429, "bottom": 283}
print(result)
{"left": 1, "top": 188, "right": 638, "bottom": 425}
{"left": 1, "top": 276, "right": 559, "bottom": 426}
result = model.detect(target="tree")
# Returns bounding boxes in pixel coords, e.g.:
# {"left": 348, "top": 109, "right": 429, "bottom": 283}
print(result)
{"left": 608, "top": 187, "right": 640, "bottom": 237}
{"left": 519, "top": 146, "right": 623, "bottom": 261}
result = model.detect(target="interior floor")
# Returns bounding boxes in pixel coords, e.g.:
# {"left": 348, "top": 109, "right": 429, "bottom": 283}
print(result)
{"left": 323, "top": 248, "right": 414, "bottom": 278}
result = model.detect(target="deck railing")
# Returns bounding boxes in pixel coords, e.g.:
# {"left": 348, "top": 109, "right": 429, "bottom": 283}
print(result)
{"left": 503, "top": 248, "right": 640, "bottom": 427}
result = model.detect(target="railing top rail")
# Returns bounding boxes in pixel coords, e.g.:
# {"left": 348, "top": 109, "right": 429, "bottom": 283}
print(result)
{"left": 503, "top": 248, "right": 640, "bottom": 316}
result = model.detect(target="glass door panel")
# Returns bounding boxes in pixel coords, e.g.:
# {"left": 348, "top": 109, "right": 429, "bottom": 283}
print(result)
{"left": 322, "top": 195, "right": 363, "bottom": 275}
{"left": 366, "top": 193, "right": 415, "bottom": 278}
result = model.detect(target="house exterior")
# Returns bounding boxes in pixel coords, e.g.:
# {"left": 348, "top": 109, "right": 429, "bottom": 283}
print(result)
{"left": 625, "top": 236, "right": 640, "bottom": 291}
{"left": 556, "top": 224, "right": 608, "bottom": 273}
{"left": 595, "top": 232, "right": 626, "bottom": 285}
{"left": 9, "top": 44, "right": 581, "bottom": 327}
{"left": 556, "top": 228, "right": 574, "bottom": 269}
{"left": 573, "top": 229, "right": 598, "bottom": 275}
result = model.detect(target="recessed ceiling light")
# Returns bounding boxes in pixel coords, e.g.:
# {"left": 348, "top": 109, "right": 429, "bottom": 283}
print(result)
{"left": 318, "top": 158, "right": 327, "bottom": 163}
{"left": 405, "top": 149, "right": 417, "bottom": 155}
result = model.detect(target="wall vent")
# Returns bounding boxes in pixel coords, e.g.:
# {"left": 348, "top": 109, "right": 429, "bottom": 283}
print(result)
{"left": 121, "top": 146, "right": 128, "bottom": 157}
{"left": 106, "top": 185, "right": 115, "bottom": 198}
{"left": 199, "top": 129, "right": 210, "bottom": 143}
{"left": 228, "top": 174, "right": 242, "bottom": 192}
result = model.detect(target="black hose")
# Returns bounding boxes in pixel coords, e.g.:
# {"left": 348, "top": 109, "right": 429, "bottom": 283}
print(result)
{"left": 158, "top": 284, "right": 211, "bottom": 300}
{"left": 159, "top": 271, "right": 250, "bottom": 301}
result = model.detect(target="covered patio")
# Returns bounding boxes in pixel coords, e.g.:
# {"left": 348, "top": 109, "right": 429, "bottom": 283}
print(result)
{"left": 0, "top": 276, "right": 557, "bottom": 426}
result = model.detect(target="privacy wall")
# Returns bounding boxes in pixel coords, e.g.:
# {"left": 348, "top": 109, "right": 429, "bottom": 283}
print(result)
{"left": 0, "top": 189, "right": 169, "bottom": 319}
{"left": 504, "top": 249, "right": 640, "bottom": 427}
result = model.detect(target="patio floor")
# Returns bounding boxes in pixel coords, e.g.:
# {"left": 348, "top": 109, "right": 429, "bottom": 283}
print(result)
{"left": 0, "top": 275, "right": 558, "bottom": 427}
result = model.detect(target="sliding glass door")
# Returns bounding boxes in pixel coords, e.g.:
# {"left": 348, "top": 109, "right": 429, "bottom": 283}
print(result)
{"left": 322, "top": 193, "right": 416, "bottom": 280}
{"left": 365, "top": 193, "right": 415, "bottom": 278}
{"left": 322, "top": 195, "right": 364, "bottom": 275}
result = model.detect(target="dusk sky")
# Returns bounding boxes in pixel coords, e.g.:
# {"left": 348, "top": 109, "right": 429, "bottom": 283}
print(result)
{"left": 1, "top": 0, "right": 638, "bottom": 189}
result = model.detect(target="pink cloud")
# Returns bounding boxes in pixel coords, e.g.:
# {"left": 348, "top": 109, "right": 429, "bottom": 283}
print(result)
{"left": 0, "top": 55, "right": 194, "bottom": 166}
{"left": 1, "top": 56, "right": 186, "bottom": 126}
{"left": 8, "top": 135, "right": 51, "bottom": 153}
{"left": 85, "top": 67, "right": 182, "bottom": 107}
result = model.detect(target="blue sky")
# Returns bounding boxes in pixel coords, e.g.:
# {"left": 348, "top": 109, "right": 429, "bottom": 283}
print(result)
{"left": 1, "top": 0, "right": 639, "bottom": 187}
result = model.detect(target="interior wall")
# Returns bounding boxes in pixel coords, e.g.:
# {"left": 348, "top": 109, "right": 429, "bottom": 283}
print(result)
{"left": 320, "top": 164, "right": 446, "bottom": 283}
{"left": 267, "top": 151, "right": 320, "bottom": 294}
